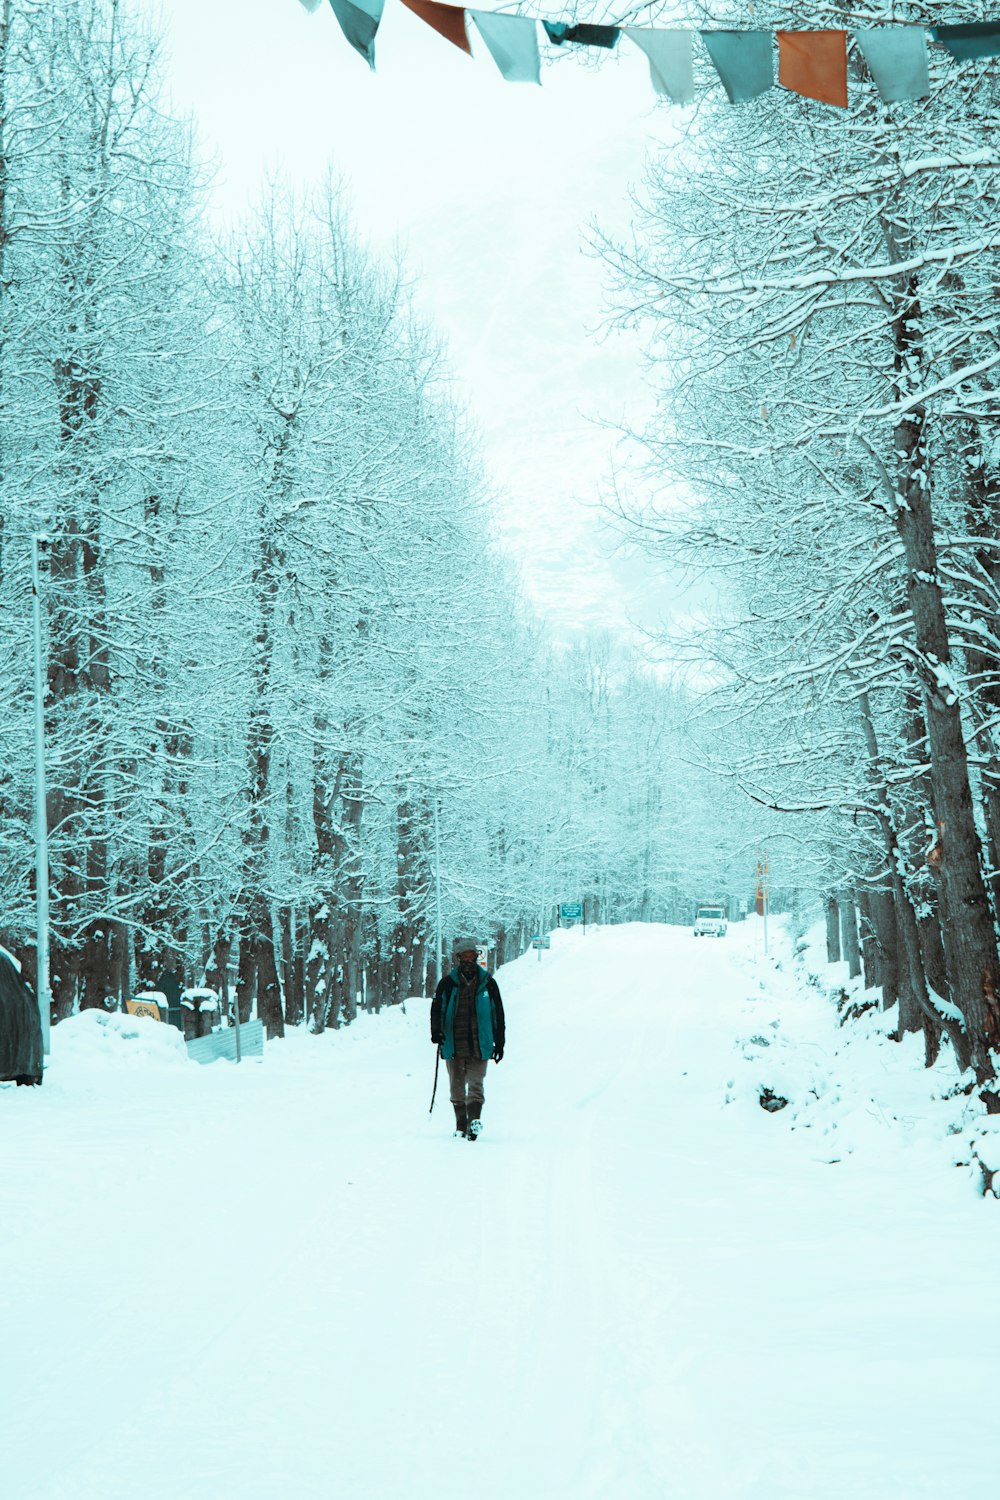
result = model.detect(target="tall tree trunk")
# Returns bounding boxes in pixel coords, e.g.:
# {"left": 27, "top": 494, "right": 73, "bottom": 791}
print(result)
{"left": 392, "top": 791, "right": 430, "bottom": 1004}
{"left": 825, "top": 895, "right": 841, "bottom": 963}
{"left": 959, "top": 432, "right": 1000, "bottom": 925}
{"left": 868, "top": 888, "right": 900, "bottom": 1015}
{"left": 238, "top": 490, "right": 285, "bottom": 1039}
{"left": 204, "top": 933, "right": 232, "bottom": 1023}
{"left": 857, "top": 690, "right": 953, "bottom": 1064}
{"left": 887, "top": 266, "right": 1000, "bottom": 1089}
{"left": 857, "top": 890, "right": 877, "bottom": 990}
{"left": 840, "top": 893, "right": 861, "bottom": 980}
{"left": 280, "top": 906, "right": 304, "bottom": 1026}
{"left": 236, "top": 935, "right": 255, "bottom": 1025}
{"left": 340, "top": 764, "right": 364, "bottom": 1027}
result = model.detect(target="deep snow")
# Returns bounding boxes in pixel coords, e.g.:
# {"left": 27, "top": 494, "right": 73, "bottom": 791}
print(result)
{"left": 2, "top": 920, "right": 996, "bottom": 1500}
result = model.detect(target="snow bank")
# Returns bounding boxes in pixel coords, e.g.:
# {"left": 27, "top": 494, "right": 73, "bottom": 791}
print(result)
{"left": 723, "top": 915, "right": 994, "bottom": 1197}
{"left": 50, "top": 1008, "right": 190, "bottom": 1072}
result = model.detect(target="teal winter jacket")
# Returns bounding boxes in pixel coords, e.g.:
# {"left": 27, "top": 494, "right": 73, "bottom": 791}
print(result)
{"left": 431, "top": 967, "right": 506, "bottom": 1061}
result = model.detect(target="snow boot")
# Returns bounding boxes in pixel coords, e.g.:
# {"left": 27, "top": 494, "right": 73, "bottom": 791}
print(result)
{"left": 467, "top": 1102, "right": 483, "bottom": 1141}
{"left": 453, "top": 1103, "right": 468, "bottom": 1138}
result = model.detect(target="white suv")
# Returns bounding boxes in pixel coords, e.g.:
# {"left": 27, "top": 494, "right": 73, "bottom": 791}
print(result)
{"left": 693, "top": 906, "right": 728, "bottom": 937}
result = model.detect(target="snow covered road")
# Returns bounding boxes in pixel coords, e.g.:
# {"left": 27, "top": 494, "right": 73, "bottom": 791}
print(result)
{"left": 3, "top": 922, "right": 996, "bottom": 1499}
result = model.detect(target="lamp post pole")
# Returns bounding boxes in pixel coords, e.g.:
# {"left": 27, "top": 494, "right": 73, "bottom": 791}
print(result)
{"left": 537, "top": 831, "right": 548, "bottom": 962}
{"left": 433, "top": 795, "right": 443, "bottom": 987}
{"left": 31, "top": 536, "right": 51, "bottom": 1056}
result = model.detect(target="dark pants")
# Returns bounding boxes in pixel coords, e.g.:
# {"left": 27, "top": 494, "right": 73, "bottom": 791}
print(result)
{"left": 447, "top": 1056, "right": 488, "bottom": 1108}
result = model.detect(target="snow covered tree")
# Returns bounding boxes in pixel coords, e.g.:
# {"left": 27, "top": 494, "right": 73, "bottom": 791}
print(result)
{"left": 0, "top": 0, "right": 744, "bottom": 1045}
{"left": 602, "top": 5, "right": 1000, "bottom": 1095}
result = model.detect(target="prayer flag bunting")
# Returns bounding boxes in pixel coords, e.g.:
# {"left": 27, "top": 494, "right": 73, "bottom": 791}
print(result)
{"left": 932, "top": 23, "right": 1000, "bottom": 61}
{"left": 777, "top": 29, "right": 848, "bottom": 107}
{"left": 328, "top": 0, "right": 384, "bottom": 67}
{"left": 470, "top": 11, "right": 541, "bottom": 83}
{"left": 855, "top": 27, "right": 929, "bottom": 101}
{"left": 543, "top": 22, "right": 619, "bottom": 49}
{"left": 624, "top": 29, "right": 694, "bottom": 104}
{"left": 402, "top": 0, "right": 471, "bottom": 53}
{"left": 306, "top": 5, "right": 1000, "bottom": 108}
{"left": 701, "top": 30, "right": 773, "bottom": 103}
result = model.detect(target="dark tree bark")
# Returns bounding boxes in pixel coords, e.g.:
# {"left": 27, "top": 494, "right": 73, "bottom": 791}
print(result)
{"left": 959, "top": 431, "right": 1000, "bottom": 926}
{"left": 840, "top": 894, "right": 861, "bottom": 980}
{"left": 255, "top": 911, "right": 283, "bottom": 1041}
{"left": 340, "top": 767, "right": 364, "bottom": 1027}
{"left": 866, "top": 214, "right": 1000, "bottom": 1091}
{"left": 236, "top": 457, "right": 288, "bottom": 1039}
{"left": 307, "top": 646, "right": 343, "bottom": 1031}
{"left": 916, "top": 903, "right": 949, "bottom": 1004}
{"left": 279, "top": 906, "right": 304, "bottom": 1027}
{"left": 204, "top": 933, "right": 232, "bottom": 1022}
{"left": 364, "top": 911, "right": 382, "bottom": 1015}
{"left": 869, "top": 888, "right": 900, "bottom": 1015}
{"left": 857, "top": 890, "right": 878, "bottom": 990}
{"left": 390, "top": 792, "right": 431, "bottom": 1003}
{"left": 825, "top": 895, "right": 841, "bottom": 964}
{"left": 857, "top": 690, "right": 953, "bottom": 1062}
{"left": 235, "top": 935, "right": 255, "bottom": 1026}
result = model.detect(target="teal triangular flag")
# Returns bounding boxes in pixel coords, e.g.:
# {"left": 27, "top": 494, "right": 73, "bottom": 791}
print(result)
{"left": 701, "top": 30, "right": 773, "bottom": 103}
{"left": 624, "top": 29, "right": 694, "bottom": 104}
{"left": 856, "top": 27, "right": 929, "bottom": 101}
{"left": 328, "top": 0, "right": 384, "bottom": 68}
{"left": 932, "top": 23, "right": 1000, "bottom": 61}
{"left": 470, "top": 12, "right": 541, "bottom": 83}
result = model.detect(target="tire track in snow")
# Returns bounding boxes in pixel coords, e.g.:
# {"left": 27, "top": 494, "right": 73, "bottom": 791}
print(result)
{"left": 483, "top": 928, "right": 717, "bottom": 1497}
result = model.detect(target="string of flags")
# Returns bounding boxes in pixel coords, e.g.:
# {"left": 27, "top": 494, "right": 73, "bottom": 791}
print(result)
{"left": 296, "top": 1, "right": 1000, "bottom": 108}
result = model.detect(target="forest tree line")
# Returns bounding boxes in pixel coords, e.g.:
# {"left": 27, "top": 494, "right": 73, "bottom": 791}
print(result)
{"left": 0, "top": 0, "right": 757, "bottom": 1037}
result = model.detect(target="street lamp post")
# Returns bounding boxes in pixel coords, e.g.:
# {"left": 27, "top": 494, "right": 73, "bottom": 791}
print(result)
{"left": 433, "top": 795, "right": 443, "bottom": 987}
{"left": 31, "top": 536, "right": 51, "bottom": 1056}
{"left": 537, "top": 830, "right": 549, "bottom": 962}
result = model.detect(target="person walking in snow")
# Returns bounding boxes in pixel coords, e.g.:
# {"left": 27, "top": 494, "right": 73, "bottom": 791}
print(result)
{"left": 431, "top": 937, "right": 505, "bottom": 1141}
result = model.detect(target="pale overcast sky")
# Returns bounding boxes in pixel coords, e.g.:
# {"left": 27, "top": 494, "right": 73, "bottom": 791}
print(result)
{"left": 143, "top": 0, "right": 683, "bottom": 640}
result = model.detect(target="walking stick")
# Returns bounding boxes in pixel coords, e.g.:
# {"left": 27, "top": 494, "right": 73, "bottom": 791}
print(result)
{"left": 429, "top": 1043, "right": 441, "bottom": 1114}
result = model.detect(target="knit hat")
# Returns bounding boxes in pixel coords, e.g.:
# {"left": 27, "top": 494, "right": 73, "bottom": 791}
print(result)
{"left": 452, "top": 936, "right": 482, "bottom": 956}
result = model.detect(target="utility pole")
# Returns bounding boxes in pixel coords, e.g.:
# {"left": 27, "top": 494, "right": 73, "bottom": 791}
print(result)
{"left": 433, "top": 794, "right": 443, "bottom": 986}
{"left": 539, "top": 830, "right": 550, "bottom": 962}
{"left": 31, "top": 536, "right": 51, "bottom": 1056}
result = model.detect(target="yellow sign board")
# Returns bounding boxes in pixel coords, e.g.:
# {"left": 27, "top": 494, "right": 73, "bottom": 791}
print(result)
{"left": 125, "top": 998, "right": 163, "bottom": 1022}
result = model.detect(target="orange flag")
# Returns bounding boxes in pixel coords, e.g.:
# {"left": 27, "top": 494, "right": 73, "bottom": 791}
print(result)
{"left": 777, "top": 30, "right": 847, "bottom": 108}
{"left": 401, "top": 0, "right": 471, "bottom": 54}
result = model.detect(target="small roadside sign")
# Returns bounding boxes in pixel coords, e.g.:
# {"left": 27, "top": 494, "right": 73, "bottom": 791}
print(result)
{"left": 532, "top": 935, "right": 551, "bottom": 950}
{"left": 126, "top": 996, "right": 163, "bottom": 1022}
{"left": 559, "top": 902, "right": 583, "bottom": 922}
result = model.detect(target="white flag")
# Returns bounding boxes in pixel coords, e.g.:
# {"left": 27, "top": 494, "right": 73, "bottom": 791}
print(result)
{"left": 856, "top": 27, "right": 929, "bottom": 102}
{"left": 625, "top": 29, "right": 694, "bottom": 104}
{"left": 470, "top": 12, "right": 541, "bottom": 84}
